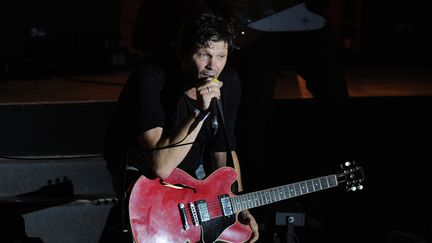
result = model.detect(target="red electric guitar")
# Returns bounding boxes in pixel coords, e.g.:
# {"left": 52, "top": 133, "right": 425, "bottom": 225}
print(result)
{"left": 129, "top": 161, "right": 364, "bottom": 243}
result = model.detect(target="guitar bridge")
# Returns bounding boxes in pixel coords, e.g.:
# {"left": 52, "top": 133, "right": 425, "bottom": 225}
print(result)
{"left": 179, "top": 200, "right": 212, "bottom": 230}
{"left": 189, "top": 202, "right": 199, "bottom": 226}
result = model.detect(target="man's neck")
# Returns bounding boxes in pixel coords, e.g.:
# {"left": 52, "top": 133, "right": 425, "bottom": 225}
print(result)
{"left": 184, "top": 88, "right": 197, "bottom": 100}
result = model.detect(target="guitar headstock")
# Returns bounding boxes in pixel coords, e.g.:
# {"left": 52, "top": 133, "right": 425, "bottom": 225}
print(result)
{"left": 337, "top": 161, "right": 365, "bottom": 192}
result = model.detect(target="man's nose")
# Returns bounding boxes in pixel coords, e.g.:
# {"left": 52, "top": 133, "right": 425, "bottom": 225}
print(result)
{"left": 206, "top": 58, "right": 216, "bottom": 69}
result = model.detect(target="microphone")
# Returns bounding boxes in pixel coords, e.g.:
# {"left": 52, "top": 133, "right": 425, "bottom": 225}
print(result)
{"left": 211, "top": 98, "right": 218, "bottom": 136}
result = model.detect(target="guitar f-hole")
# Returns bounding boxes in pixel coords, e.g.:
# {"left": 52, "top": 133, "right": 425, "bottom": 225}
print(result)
{"left": 159, "top": 179, "right": 197, "bottom": 193}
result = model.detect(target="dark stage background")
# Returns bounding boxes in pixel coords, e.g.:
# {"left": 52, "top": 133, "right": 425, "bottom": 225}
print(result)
{"left": 1, "top": 0, "right": 432, "bottom": 242}
{"left": 1, "top": 97, "right": 431, "bottom": 242}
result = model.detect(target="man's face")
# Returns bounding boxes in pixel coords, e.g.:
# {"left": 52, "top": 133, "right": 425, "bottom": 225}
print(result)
{"left": 184, "top": 40, "right": 228, "bottom": 81}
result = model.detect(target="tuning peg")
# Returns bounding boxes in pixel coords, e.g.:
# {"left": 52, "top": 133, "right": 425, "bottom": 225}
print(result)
{"left": 347, "top": 184, "right": 364, "bottom": 192}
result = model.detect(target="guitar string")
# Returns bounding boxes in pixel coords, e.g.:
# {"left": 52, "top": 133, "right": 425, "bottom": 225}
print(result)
{"left": 181, "top": 182, "right": 321, "bottom": 218}
{"left": 181, "top": 193, "right": 257, "bottom": 219}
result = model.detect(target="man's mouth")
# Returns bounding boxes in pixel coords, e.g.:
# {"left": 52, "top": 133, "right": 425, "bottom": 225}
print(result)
{"left": 201, "top": 72, "right": 216, "bottom": 78}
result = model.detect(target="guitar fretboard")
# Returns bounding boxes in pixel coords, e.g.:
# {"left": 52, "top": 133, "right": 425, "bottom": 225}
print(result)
{"left": 230, "top": 175, "right": 337, "bottom": 212}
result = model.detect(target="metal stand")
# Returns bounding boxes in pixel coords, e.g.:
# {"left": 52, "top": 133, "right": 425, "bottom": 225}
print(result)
{"left": 274, "top": 209, "right": 304, "bottom": 243}
{"left": 285, "top": 215, "right": 295, "bottom": 243}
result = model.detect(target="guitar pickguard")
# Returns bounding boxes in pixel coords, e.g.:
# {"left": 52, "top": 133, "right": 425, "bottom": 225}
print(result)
{"left": 201, "top": 215, "right": 236, "bottom": 243}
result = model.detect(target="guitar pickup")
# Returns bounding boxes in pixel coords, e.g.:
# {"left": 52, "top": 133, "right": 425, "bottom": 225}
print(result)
{"left": 219, "top": 194, "right": 233, "bottom": 216}
{"left": 196, "top": 200, "right": 210, "bottom": 223}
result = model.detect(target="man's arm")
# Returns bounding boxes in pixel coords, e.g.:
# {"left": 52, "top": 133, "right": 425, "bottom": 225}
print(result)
{"left": 137, "top": 110, "right": 208, "bottom": 179}
{"left": 138, "top": 78, "right": 222, "bottom": 179}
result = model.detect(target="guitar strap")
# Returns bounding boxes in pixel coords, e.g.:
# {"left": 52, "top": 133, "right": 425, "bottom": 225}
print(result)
{"left": 215, "top": 98, "right": 239, "bottom": 193}
{"left": 215, "top": 98, "right": 234, "bottom": 168}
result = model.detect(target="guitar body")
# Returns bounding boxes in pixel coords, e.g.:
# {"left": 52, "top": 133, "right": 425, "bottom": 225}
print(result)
{"left": 129, "top": 161, "right": 365, "bottom": 242}
{"left": 129, "top": 167, "right": 251, "bottom": 243}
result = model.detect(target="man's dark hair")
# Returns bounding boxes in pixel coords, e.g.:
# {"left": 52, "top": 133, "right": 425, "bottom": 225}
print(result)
{"left": 177, "top": 13, "right": 235, "bottom": 57}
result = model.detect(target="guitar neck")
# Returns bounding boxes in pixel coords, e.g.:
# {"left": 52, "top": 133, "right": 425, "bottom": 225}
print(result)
{"left": 230, "top": 174, "right": 338, "bottom": 212}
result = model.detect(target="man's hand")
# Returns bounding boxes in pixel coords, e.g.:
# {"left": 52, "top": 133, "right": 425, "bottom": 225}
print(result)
{"left": 238, "top": 209, "right": 259, "bottom": 243}
{"left": 196, "top": 77, "right": 223, "bottom": 110}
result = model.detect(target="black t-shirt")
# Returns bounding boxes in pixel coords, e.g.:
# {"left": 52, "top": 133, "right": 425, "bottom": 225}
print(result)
{"left": 103, "top": 62, "right": 241, "bottom": 178}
